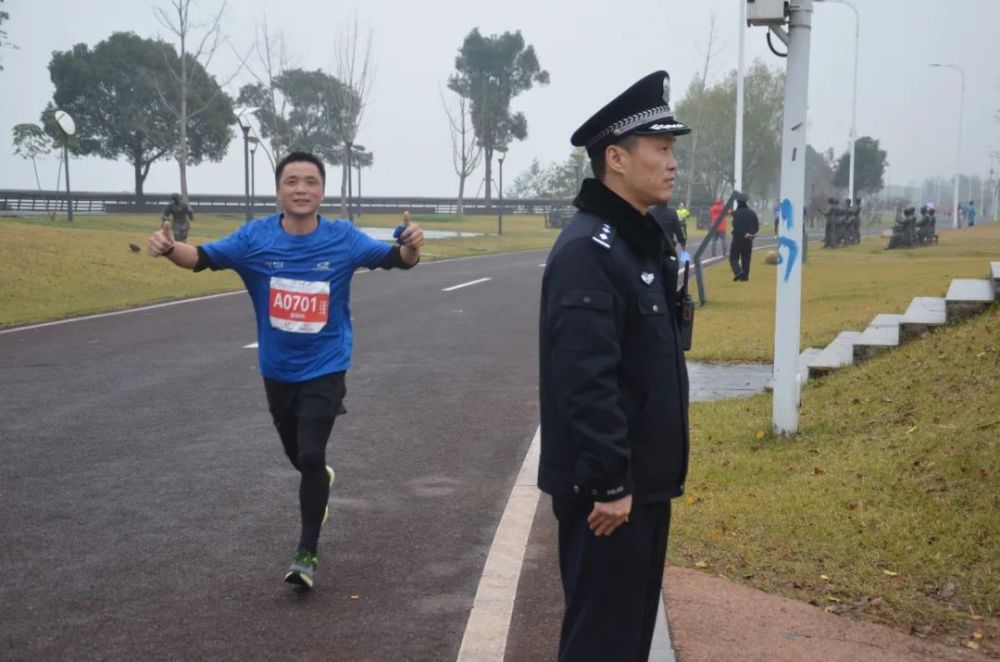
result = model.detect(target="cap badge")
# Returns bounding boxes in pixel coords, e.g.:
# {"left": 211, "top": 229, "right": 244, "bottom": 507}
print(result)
{"left": 641, "top": 272, "right": 655, "bottom": 285}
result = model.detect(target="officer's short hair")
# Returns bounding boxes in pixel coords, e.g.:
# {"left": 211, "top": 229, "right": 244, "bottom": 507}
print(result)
{"left": 276, "top": 152, "right": 326, "bottom": 185}
{"left": 590, "top": 135, "right": 639, "bottom": 181}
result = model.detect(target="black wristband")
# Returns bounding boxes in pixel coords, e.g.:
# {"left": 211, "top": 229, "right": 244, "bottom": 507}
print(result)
{"left": 162, "top": 244, "right": 175, "bottom": 257}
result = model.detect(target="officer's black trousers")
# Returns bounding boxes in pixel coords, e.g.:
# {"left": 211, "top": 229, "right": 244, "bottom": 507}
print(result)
{"left": 729, "top": 236, "right": 753, "bottom": 280}
{"left": 264, "top": 372, "right": 347, "bottom": 555}
{"left": 552, "top": 497, "right": 672, "bottom": 662}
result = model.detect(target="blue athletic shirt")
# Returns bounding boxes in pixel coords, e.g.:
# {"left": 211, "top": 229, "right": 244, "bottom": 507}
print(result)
{"left": 201, "top": 213, "right": 392, "bottom": 382}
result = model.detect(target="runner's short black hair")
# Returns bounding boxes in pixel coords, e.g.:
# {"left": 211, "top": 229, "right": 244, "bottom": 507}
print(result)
{"left": 275, "top": 152, "right": 326, "bottom": 185}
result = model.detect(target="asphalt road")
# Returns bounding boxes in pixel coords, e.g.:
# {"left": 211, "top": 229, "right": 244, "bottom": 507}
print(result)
{"left": 0, "top": 232, "right": 772, "bottom": 661}
{"left": 1, "top": 248, "right": 552, "bottom": 661}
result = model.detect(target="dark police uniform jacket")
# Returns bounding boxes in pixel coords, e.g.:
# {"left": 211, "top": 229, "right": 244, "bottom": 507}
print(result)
{"left": 649, "top": 204, "right": 687, "bottom": 249}
{"left": 539, "top": 179, "right": 690, "bottom": 504}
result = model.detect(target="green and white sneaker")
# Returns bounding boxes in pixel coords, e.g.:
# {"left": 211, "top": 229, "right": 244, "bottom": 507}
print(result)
{"left": 284, "top": 550, "right": 318, "bottom": 589}
{"left": 322, "top": 465, "right": 335, "bottom": 525}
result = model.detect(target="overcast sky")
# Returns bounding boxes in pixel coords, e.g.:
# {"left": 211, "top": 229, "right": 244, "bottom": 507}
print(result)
{"left": 1, "top": 0, "right": 998, "bottom": 198}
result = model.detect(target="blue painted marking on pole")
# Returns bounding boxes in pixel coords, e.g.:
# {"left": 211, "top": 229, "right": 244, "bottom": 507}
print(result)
{"left": 776, "top": 237, "right": 798, "bottom": 283}
{"left": 781, "top": 198, "right": 794, "bottom": 230}
{"left": 776, "top": 198, "right": 798, "bottom": 282}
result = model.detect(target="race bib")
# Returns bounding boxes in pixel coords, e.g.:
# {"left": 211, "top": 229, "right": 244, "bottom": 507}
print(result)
{"left": 268, "top": 277, "right": 330, "bottom": 333}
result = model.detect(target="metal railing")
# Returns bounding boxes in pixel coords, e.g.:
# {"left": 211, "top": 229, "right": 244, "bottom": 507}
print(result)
{"left": 0, "top": 189, "right": 573, "bottom": 218}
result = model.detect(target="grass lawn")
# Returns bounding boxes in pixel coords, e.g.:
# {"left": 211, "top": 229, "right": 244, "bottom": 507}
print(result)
{"left": 689, "top": 223, "right": 1000, "bottom": 362}
{"left": 671, "top": 303, "right": 1000, "bottom": 652}
{"left": 0, "top": 212, "right": 558, "bottom": 327}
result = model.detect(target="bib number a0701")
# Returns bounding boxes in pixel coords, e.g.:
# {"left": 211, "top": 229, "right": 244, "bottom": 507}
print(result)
{"left": 268, "top": 277, "right": 330, "bottom": 333}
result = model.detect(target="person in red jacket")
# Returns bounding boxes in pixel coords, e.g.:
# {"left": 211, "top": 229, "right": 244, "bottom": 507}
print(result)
{"left": 708, "top": 198, "right": 728, "bottom": 257}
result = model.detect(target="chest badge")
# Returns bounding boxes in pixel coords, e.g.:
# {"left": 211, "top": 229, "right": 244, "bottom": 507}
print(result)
{"left": 641, "top": 272, "right": 655, "bottom": 285}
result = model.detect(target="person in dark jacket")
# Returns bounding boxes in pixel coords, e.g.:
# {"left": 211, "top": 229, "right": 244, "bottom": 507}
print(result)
{"left": 539, "top": 70, "right": 691, "bottom": 662}
{"left": 729, "top": 192, "right": 760, "bottom": 281}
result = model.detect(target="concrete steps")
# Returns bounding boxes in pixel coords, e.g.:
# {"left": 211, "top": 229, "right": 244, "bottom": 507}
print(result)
{"left": 853, "top": 314, "right": 901, "bottom": 361}
{"left": 805, "top": 331, "right": 862, "bottom": 376}
{"left": 789, "top": 261, "right": 997, "bottom": 385}
{"left": 899, "top": 297, "right": 946, "bottom": 341}
{"left": 946, "top": 278, "right": 996, "bottom": 321}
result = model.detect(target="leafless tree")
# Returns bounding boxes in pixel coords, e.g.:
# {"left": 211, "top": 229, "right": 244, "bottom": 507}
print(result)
{"left": 442, "top": 90, "right": 483, "bottom": 214}
{"left": 332, "top": 16, "right": 375, "bottom": 215}
{"left": 684, "top": 13, "right": 724, "bottom": 208}
{"left": 153, "top": 0, "right": 244, "bottom": 202}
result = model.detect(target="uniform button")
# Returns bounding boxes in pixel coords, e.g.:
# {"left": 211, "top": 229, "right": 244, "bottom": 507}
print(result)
{"left": 573, "top": 485, "right": 580, "bottom": 494}
{"left": 652, "top": 304, "right": 659, "bottom": 312}
{"left": 583, "top": 296, "right": 591, "bottom": 304}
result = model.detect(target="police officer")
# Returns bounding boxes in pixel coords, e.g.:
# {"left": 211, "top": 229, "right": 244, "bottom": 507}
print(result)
{"left": 538, "top": 70, "right": 691, "bottom": 662}
{"left": 729, "top": 192, "right": 759, "bottom": 281}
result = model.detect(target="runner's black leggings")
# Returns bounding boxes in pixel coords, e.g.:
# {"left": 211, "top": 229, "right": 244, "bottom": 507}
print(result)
{"left": 264, "top": 372, "right": 347, "bottom": 555}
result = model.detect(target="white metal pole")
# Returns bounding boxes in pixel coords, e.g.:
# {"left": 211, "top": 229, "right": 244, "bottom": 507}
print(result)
{"left": 847, "top": 2, "right": 858, "bottom": 202}
{"left": 821, "top": 1, "right": 858, "bottom": 201}
{"left": 735, "top": 0, "right": 746, "bottom": 194}
{"left": 773, "top": 1, "right": 813, "bottom": 436}
{"left": 931, "top": 64, "right": 965, "bottom": 228}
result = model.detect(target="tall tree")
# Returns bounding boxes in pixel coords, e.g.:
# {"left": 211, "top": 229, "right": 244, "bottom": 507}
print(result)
{"left": 672, "top": 59, "right": 784, "bottom": 203}
{"left": 11, "top": 123, "right": 60, "bottom": 219}
{"left": 442, "top": 90, "right": 483, "bottom": 213}
{"left": 333, "top": 16, "right": 376, "bottom": 214}
{"left": 153, "top": 0, "right": 240, "bottom": 202}
{"left": 834, "top": 136, "right": 887, "bottom": 195}
{"left": 682, "top": 14, "right": 722, "bottom": 207}
{"left": 238, "top": 68, "right": 355, "bottom": 167}
{"left": 448, "top": 28, "right": 549, "bottom": 201}
{"left": 46, "top": 32, "right": 233, "bottom": 196}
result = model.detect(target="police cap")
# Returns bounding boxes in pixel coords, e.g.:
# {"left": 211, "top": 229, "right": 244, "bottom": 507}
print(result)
{"left": 571, "top": 71, "right": 691, "bottom": 158}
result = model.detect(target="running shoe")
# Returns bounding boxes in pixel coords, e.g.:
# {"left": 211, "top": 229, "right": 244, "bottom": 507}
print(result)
{"left": 284, "top": 550, "right": 318, "bottom": 589}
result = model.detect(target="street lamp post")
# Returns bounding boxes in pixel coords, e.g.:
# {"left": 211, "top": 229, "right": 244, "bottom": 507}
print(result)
{"left": 820, "top": 0, "right": 860, "bottom": 202}
{"left": 54, "top": 110, "right": 76, "bottom": 223}
{"left": 496, "top": 145, "right": 508, "bottom": 236}
{"left": 249, "top": 137, "right": 259, "bottom": 219}
{"left": 929, "top": 63, "right": 965, "bottom": 228}
{"left": 235, "top": 107, "right": 258, "bottom": 224}
{"left": 571, "top": 151, "right": 585, "bottom": 189}
{"left": 351, "top": 144, "right": 366, "bottom": 219}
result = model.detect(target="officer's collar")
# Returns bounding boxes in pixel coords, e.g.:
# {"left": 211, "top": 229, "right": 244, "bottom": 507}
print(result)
{"left": 574, "top": 178, "right": 666, "bottom": 259}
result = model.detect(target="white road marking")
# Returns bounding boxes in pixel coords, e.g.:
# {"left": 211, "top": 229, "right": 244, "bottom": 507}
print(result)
{"left": 538, "top": 263, "right": 546, "bottom": 267}
{"left": 0, "top": 291, "right": 242, "bottom": 335}
{"left": 457, "top": 427, "right": 540, "bottom": 661}
{"left": 442, "top": 277, "right": 492, "bottom": 292}
{"left": 243, "top": 342, "right": 258, "bottom": 349}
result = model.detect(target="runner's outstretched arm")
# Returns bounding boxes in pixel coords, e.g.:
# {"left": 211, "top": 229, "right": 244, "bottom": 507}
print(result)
{"left": 148, "top": 220, "right": 198, "bottom": 269}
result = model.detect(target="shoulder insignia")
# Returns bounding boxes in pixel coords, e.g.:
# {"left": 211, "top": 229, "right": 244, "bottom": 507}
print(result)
{"left": 591, "top": 224, "right": 615, "bottom": 250}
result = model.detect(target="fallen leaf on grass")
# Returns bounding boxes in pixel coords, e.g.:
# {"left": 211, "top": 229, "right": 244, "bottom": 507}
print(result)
{"left": 972, "top": 631, "right": 984, "bottom": 640}
{"left": 981, "top": 469, "right": 990, "bottom": 479}
{"left": 755, "top": 430, "right": 766, "bottom": 440}
{"left": 814, "top": 467, "right": 825, "bottom": 476}
{"left": 694, "top": 561, "right": 709, "bottom": 569}
{"left": 684, "top": 496, "right": 696, "bottom": 506}
{"left": 881, "top": 395, "right": 894, "bottom": 403}
{"left": 966, "top": 641, "right": 981, "bottom": 650}
{"left": 826, "top": 596, "right": 841, "bottom": 603}
{"left": 883, "top": 570, "right": 898, "bottom": 577}
{"left": 350, "top": 595, "right": 361, "bottom": 600}
{"left": 820, "top": 574, "right": 830, "bottom": 581}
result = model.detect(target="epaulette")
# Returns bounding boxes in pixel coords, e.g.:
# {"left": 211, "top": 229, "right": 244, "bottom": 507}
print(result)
{"left": 591, "top": 223, "right": 615, "bottom": 250}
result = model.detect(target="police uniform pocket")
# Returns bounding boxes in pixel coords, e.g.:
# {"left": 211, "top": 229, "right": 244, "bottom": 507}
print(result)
{"left": 635, "top": 292, "right": 671, "bottom": 347}
{"left": 550, "top": 289, "right": 616, "bottom": 352}
{"left": 559, "top": 289, "right": 613, "bottom": 311}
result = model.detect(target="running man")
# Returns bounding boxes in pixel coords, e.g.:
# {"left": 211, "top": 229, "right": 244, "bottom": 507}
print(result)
{"left": 147, "top": 151, "right": 425, "bottom": 589}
